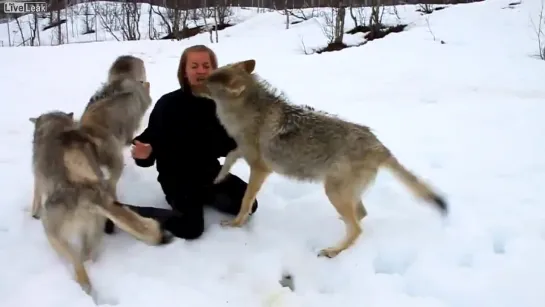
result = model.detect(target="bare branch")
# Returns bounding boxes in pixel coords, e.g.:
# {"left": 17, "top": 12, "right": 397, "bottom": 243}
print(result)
{"left": 151, "top": 5, "right": 172, "bottom": 37}
{"left": 213, "top": 0, "right": 219, "bottom": 43}
{"left": 15, "top": 16, "right": 26, "bottom": 46}
{"left": 530, "top": 0, "right": 545, "bottom": 59}
{"left": 93, "top": 1, "right": 121, "bottom": 41}
{"left": 318, "top": 2, "right": 346, "bottom": 45}
{"left": 425, "top": 14, "right": 445, "bottom": 44}
{"left": 6, "top": 15, "right": 12, "bottom": 47}
{"left": 28, "top": 13, "right": 39, "bottom": 46}
{"left": 425, "top": 16, "right": 436, "bottom": 41}
{"left": 419, "top": 4, "right": 434, "bottom": 14}
{"left": 116, "top": 0, "right": 142, "bottom": 41}
{"left": 299, "top": 35, "right": 314, "bottom": 55}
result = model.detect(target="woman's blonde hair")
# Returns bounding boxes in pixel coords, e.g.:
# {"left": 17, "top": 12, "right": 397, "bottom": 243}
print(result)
{"left": 177, "top": 44, "right": 218, "bottom": 91}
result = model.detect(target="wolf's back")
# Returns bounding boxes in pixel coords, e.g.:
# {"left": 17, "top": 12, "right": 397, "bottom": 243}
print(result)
{"left": 57, "top": 128, "right": 105, "bottom": 185}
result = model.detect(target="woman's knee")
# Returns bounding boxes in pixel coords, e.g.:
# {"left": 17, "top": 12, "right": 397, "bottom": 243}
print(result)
{"left": 163, "top": 206, "right": 205, "bottom": 240}
{"left": 167, "top": 216, "right": 204, "bottom": 240}
{"left": 181, "top": 221, "right": 205, "bottom": 240}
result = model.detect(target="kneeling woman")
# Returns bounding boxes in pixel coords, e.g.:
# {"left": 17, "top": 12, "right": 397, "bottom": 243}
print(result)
{"left": 106, "top": 45, "right": 258, "bottom": 239}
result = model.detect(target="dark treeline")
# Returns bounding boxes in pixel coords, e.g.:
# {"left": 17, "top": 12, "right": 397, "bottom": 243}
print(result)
{"left": 39, "top": 0, "right": 483, "bottom": 12}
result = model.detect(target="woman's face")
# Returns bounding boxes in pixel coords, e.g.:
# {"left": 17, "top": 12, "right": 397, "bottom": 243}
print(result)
{"left": 185, "top": 51, "right": 213, "bottom": 87}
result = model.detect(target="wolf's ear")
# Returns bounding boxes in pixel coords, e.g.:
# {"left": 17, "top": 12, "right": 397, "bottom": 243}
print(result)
{"left": 29, "top": 117, "right": 37, "bottom": 124}
{"left": 67, "top": 112, "right": 74, "bottom": 119}
{"left": 235, "top": 59, "right": 256, "bottom": 74}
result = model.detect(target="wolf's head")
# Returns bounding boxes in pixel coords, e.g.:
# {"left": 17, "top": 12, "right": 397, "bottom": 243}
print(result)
{"left": 29, "top": 111, "right": 75, "bottom": 137}
{"left": 193, "top": 59, "right": 256, "bottom": 102}
{"left": 107, "top": 55, "right": 150, "bottom": 94}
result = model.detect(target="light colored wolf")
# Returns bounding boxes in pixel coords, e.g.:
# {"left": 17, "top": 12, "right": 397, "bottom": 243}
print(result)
{"left": 192, "top": 59, "right": 448, "bottom": 258}
{"left": 29, "top": 110, "right": 169, "bottom": 298}
{"left": 79, "top": 55, "right": 152, "bottom": 202}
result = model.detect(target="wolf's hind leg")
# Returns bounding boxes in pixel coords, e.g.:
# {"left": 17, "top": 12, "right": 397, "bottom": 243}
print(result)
{"left": 31, "top": 176, "right": 44, "bottom": 219}
{"left": 45, "top": 231, "right": 92, "bottom": 294}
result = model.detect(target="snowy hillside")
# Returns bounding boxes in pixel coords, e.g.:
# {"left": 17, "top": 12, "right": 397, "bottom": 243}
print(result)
{"left": 1, "top": 0, "right": 545, "bottom": 306}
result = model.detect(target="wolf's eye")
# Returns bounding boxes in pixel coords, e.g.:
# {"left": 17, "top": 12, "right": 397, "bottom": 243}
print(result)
{"left": 208, "top": 71, "right": 230, "bottom": 84}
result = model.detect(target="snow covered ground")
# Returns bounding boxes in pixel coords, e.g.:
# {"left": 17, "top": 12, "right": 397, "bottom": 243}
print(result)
{"left": 1, "top": 0, "right": 545, "bottom": 306}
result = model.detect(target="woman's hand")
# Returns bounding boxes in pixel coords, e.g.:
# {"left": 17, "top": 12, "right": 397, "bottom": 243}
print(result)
{"left": 131, "top": 140, "right": 152, "bottom": 159}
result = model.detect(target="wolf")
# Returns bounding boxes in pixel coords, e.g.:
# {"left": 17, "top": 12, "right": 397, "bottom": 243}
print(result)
{"left": 192, "top": 59, "right": 448, "bottom": 258}
{"left": 79, "top": 55, "right": 153, "bottom": 202}
{"left": 29, "top": 110, "right": 169, "bottom": 297}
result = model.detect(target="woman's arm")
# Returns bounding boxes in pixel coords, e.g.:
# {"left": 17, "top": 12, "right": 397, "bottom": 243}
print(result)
{"left": 132, "top": 97, "right": 166, "bottom": 167}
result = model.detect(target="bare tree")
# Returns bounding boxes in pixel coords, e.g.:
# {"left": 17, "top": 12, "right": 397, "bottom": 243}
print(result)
{"left": 189, "top": 8, "right": 199, "bottom": 27}
{"left": 283, "top": 0, "right": 320, "bottom": 23}
{"left": 55, "top": 6, "right": 63, "bottom": 45}
{"left": 93, "top": 1, "right": 121, "bottom": 41}
{"left": 334, "top": 2, "right": 346, "bottom": 45}
{"left": 199, "top": 6, "right": 214, "bottom": 43}
{"left": 168, "top": 0, "right": 183, "bottom": 39}
{"left": 6, "top": 16, "right": 12, "bottom": 47}
{"left": 64, "top": 0, "right": 69, "bottom": 44}
{"left": 367, "top": 0, "right": 386, "bottom": 39}
{"left": 213, "top": 0, "right": 220, "bottom": 42}
{"left": 425, "top": 14, "right": 443, "bottom": 43}
{"left": 531, "top": 0, "right": 545, "bottom": 60}
{"left": 116, "top": 0, "right": 142, "bottom": 41}
{"left": 274, "top": 0, "right": 292, "bottom": 29}
{"left": 418, "top": 4, "right": 434, "bottom": 14}
{"left": 148, "top": 4, "right": 160, "bottom": 39}
{"left": 200, "top": 1, "right": 214, "bottom": 19}
{"left": 349, "top": 2, "right": 367, "bottom": 29}
{"left": 319, "top": 1, "right": 346, "bottom": 45}
{"left": 284, "top": 0, "right": 290, "bottom": 29}
{"left": 151, "top": 5, "right": 173, "bottom": 37}
{"left": 82, "top": 1, "right": 96, "bottom": 34}
{"left": 151, "top": 0, "right": 190, "bottom": 40}
{"left": 14, "top": 16, "right": 26, "bottom": 46}
{"left": 67, "top": 0, "right": 76, "bottom": 38}
{"left": 28, "top": 13, "right": 40, "bottom": 46}
{"left": 214, "top": 0, "right": 232, "bottom": 29}
{"left": 44, "top": 2, "right": 65, "bottom": 45}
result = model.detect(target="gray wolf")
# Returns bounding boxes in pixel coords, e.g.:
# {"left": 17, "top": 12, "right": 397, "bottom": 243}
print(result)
{"left": 29, "top": 110, "right": 169, "bottom": 298}
{"left": 80, "top": 55, "right": 152, "bottom": 201}
{"left": 192, "top": 59, "right": 448, "bottom": 258}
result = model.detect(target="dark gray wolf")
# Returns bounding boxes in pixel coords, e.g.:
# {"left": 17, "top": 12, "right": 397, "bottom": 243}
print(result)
{"left": 29, "top": 110, "right": 169, "bottom": 299}
{"left": 192, "top": 59, "right": 448, "bottom": 258}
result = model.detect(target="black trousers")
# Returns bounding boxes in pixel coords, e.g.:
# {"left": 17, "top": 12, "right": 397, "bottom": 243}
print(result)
{"left": 104, "top": 173, "right": 258, "bottom": 240}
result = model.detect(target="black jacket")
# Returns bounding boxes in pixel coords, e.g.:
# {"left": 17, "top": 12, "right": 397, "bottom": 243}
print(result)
{"left": 132, "top": 88, "right": 237, "bottom": 201}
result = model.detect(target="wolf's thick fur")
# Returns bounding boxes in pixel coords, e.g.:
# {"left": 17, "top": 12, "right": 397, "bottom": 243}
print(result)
{"left": 29, "top": 111, "right": 168, "bottom": 297}
{"left": 106, "top": 55, "right": 148, "bottom": 83}
{"left": 193, "top": 59, "right": 448, "bottom": 258}
{"left": 79, "top": 55, "right": 152, "bottom": 201}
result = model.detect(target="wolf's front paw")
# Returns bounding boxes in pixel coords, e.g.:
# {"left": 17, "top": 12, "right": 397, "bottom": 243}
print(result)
{"left": 220, "top": 218, "right": 244, "bottom": 228}
{"left": 317, "top": 247, "right": 340, "bottom": 258}
{"left": 159, "top": 230, "right": 174, "bottom": 245}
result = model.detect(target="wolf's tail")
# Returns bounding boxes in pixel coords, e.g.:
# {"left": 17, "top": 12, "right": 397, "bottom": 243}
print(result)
{"left": 93, "top": 201, "right": 172, "bottom": 245}
{"left": 381, "top": 155, "right": 448, "bottom": 215}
